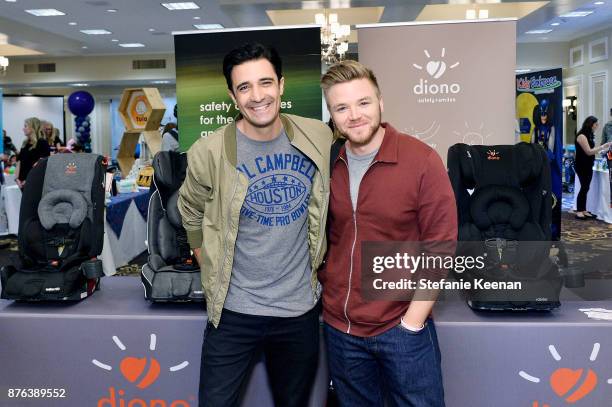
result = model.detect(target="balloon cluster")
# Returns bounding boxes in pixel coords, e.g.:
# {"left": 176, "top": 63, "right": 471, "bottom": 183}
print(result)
{"left": 67, "top": 91, "right": 95, "bottom": 152}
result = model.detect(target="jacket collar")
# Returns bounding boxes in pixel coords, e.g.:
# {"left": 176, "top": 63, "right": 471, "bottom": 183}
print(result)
{"left": 338, "top": 122, "right": 399, "bottom": 164}
{"left": 222, "top": 115, "right": 295, "bottom": 166}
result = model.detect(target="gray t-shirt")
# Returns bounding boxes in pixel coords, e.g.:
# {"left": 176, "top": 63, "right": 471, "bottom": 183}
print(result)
{"left": 224, "top": 127, "right": 316, "bottom": 317}
{"left": 346, "top": 147, "right": 378, "bottom": 210}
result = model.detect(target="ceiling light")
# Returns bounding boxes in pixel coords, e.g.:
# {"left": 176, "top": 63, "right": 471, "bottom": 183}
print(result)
{"left": 151, "top": 80, "right": 170, "bottom": 84}
{"left": 193, "top": 24, "right": 224, "bottom": 30}
{"left": 111, "top": 39, "right": 119, "bottom": 42}
{"left": 594, "top": 1, "right": 604, "bottom": 4}
{"left": 5, "top": 0, "right": 17, "bottom": 3}
{"left": 525, "top": 29, "right": 553, "bottom": 34}
{"left": 161, "top": 2, "right": 200, "bottom": 10}
{"left": 515, "top": 69, "right": 531, "bottom": 73}
{"left": 25, "top": 9, "right": 66, "bottom": 16}
{"left": 71, "top": 83, "right": 89, "bottom": 87}
{"left": 82, "top": 46, "right": 88, "bottom": 49}
{"left": 68, "top": 22, "right": 77, "bottom": 25}
{"left": 550, "top": 22, "right": 560, "bottom": 26}
{"left": 193, "top": 16, "right": 201, "bottom": 19}
{"left": 106, "top": 9, "right": 117, "bottom": 13}
{"left": 148, "top": 28, "right": 156, "bottom": 32}
{"left": 560, "top": 11, "right": 594, "bottom": 17}
{"left": 118, "top": 43, "right": 145, "bottom": 47}
{"left": 80, "top": 29, "right": 112, "bottom": 35}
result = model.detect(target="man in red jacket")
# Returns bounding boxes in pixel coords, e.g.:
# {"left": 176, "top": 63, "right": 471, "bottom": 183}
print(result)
{"left": 319, "top": 60, "right": 457, "bottom": 406}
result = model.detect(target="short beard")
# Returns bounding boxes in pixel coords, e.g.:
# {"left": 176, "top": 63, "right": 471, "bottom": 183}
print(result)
{"left": 340, "top": 110, "right": 381, "bottom": 148}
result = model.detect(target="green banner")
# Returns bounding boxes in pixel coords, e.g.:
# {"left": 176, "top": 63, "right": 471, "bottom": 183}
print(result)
{"left": 174, "top": 27, "right": 322, "bottom": 150}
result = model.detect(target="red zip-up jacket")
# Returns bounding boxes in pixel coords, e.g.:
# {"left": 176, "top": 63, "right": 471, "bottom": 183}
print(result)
{"left": 319, "top": 123, "right": 458, "bottom": 337}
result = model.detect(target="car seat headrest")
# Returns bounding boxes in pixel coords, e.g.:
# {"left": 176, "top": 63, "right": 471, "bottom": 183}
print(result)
{"left": 470, "top": 186, "right": 529, "bottom": 230}
{"left": 153, "top": 151, "right": 187, "bottom": 191}
{"left": 453, "top": 143, "right": 545, "bottom": 188}
{"left": 41, "top": 154, "right": 97, "bottom": 222}
{"left": 38, "top": 189, "right": 88, "bottom": 230}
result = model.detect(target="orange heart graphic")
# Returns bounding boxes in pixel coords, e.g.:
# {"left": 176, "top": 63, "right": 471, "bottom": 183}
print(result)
{"left": 120, "top": 357, "right": 161, "bottom": 389}
{"left": 550, "top": 368, "right": 598, "bottom": 403}
{"left": 120, "top": 357, "right": 147, "bottom": 383}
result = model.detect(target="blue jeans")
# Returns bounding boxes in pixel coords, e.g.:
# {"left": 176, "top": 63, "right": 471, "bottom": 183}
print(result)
{"left": 325, "top": 319, "right": 445, "bottom": 407}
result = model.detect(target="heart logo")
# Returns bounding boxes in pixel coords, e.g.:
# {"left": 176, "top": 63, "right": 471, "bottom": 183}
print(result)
{"left": 550, "top": 368, "right": 597, "bottom": 403}
{"left": 426, "top": 60, "right": 446, "bottom": 79}
{"left": 120, "top": 357, "right": 161, "bottom": 389}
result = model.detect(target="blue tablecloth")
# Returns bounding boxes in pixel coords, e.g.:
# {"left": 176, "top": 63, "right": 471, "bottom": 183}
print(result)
{"left": 106, "top": 189, "right": 149, "bottom": 237}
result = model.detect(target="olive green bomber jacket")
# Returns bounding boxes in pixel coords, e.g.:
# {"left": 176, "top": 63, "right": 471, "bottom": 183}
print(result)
{"left": 177, "top": 114, "right": 332, "bottom": 327}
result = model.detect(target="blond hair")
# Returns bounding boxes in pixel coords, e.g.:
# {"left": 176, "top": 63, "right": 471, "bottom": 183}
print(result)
{"left": 41, "top": 120, "right": 55, "bottom": 145}
{"left": 23, "top": 117, "right": 42, "bottom": 149}
{"left": 320, "top": 60, "right": 381, "bottom": 97}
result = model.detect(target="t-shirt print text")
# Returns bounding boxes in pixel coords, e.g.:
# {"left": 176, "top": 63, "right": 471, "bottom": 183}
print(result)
{"left": 238, "top": 153, "right": 315, "bottom": 227}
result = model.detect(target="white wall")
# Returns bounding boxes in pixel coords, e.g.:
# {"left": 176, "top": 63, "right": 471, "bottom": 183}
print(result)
{"left": 2, "top": 95, "right": 65, "bottom": 149}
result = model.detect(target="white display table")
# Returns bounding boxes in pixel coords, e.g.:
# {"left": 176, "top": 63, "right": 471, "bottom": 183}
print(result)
{"left": 573, "top": 168, "right": 612, "bottom": 223}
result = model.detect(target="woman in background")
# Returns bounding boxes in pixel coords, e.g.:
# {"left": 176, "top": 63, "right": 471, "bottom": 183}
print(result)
{"left": 574, "top": 116, "right": 611, "bottom": 219}
{"left": 15, "top": 117, "right": 50, "bottom": 189}
{"left": 41, "top": 121, "right": 64, "bottom": 153}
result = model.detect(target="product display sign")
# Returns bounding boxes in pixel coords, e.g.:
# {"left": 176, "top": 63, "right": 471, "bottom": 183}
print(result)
{"left": 357, "top": 20, "right": 517, "bottom": 165}
{"left": 174, "top": 27, "right": 322, "bottom": 150}
{"left": 516, "top": 68, "right": 563, "bottom": 239}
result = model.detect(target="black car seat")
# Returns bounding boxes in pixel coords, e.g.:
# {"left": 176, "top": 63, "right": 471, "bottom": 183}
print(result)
{"left": 1, "top": 153, "right": 106, "bottom": 300}
{"left": 447, "top": 142, "right": 563, "bottom": 311}
{"left": 140, "top": 151, "right": 203, "bottom": 302}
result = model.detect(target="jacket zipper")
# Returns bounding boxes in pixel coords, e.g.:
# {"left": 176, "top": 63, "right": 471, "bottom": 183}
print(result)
{"left": 313, "top": 169, "right": 328, "bottom": 303}
{"left": 340, "top": 156, "right": 378, "bottom": 334}
{"left": 211, "top": 169, "right": 240, "bottom": 316}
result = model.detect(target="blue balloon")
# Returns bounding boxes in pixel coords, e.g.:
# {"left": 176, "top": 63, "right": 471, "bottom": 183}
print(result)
{"left": 68, "top": 91, "right": 95, "bottom": 117}
{"left": 78, "top": 126, "right": 85, "bottom": 133}
{"left": 75, "top": 131, "right": 81, "bottom": 138}
{"left": 82, "top": 121, "right": 90, "bottom": 128}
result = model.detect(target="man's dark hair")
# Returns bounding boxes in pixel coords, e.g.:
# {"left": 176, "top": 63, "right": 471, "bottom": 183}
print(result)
{"left": 223, "top": 43, "right": 282, "bottom": 91}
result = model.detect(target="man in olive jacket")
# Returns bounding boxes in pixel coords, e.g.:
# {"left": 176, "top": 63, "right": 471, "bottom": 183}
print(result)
{"left": 178, "top": 43, "right": 331, "bottom": 407}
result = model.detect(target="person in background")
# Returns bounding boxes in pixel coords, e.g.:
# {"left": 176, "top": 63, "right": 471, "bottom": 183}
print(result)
{"left": 574, "top": 115, "right": 611, "bottom": 220}
{"left": 602, "top": 108, "right": 612, "bottom": 145}
{"left": 161, "top": 122, "right": 179, "bottom": 152}
{"left": 15, "top": 117, "right": 50, "bottom": 189}
{"left": 41, "top": 121, "right": 64, "bottom": 153}
{"left": 3, "top": 129, "right": 18, "bottom": 156}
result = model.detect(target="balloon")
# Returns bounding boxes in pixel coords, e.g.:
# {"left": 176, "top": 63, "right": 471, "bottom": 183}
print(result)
{"left": 75, "top": 131, "right": 81, "bottom": 138}
{"left": 68, "top": 91, "right": 95, "bottom": 117}
{"left": 78, "top": 126, "right": 85, "bottom": 132}
{"left": 82, "top": 121, "right": 90, "bottom": 128}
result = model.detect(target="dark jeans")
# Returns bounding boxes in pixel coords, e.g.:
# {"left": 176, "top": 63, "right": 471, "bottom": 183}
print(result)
{"left": 576, "top": 167, "right": 593, "bottom": 212}
{"left": 325, "top": 319, "right": 445, "bottom": 407}
{"left": 199, "top": 305, "right": 320, "bottom": 407}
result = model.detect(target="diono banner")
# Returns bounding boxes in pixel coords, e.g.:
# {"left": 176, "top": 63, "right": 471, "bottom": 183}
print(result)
{"left": 174, "top": 26, "right": 322, "bottom": 150}
{"left": 356, "top": 20, "right": 517, "bottom": 165}
{"left": 516, "top": 68, "right": 563, "bottom": 239}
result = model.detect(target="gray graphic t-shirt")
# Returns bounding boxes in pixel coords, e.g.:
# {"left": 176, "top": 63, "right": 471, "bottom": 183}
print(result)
{"left": 224, "top": 127, "right": 315, "bottom": 317}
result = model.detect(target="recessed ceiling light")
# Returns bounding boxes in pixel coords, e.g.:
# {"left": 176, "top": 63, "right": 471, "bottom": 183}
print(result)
{"left": 82, "top": 46, "right": 88, "bottom": 49}
{"left": 106, "top": 9, "right": 117, "bottom": 12}
{"left": 5, "top": 0, "right": 17, "bottom": 3}
{"left": 111, "top": 39, "right": 119, "bottom": 42}
{"left": 151, "top": 80, "right": 170, "bottom": 84}
{"left": 193, "top": 24, "right": 224, "bottom": 30}
{"left": 594, "top": 1, "right": 604, "bottom": 5}
{"left": 148, "top": 28, "right": 156, "bottom": 32}
{"left": 119, "top": 43, "right": 145, "bottom": 47}
{"left": 25, "top": 9, "right": 66, "bottom": 16}
{"left": 515, "top": 69, "right": 531, "bottom": 73}
{"left": 550, "top": 22, "right": 560, "bottom": 26}
{"left": 80, "top": 29, "right": 112, "bottom": 35}
{"left": 560, "top": 11, "right": 594, "bottom": 17}
{"left": 525, "top": 29, "right": 553, "bottom": 34}
{"left": 68, "top": 22, "right": 77, "bottom": 26}
{"left": 541, "top": 37, "right": 548, "bottom": 40}
{"left": 193, "top": 16, "right": 201, "bottom": 20}
{"left": 71, "top": 83, "right": 89, "bottom": 87}
{"left": 161, "top": 2, "right": 200, "bottom": 10}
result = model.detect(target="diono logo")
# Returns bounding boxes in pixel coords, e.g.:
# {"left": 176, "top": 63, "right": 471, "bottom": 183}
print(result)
{"left": 92, "top": 334, "right": 193, "bottom": 407}
{"left": 519, "top": 343, "right": 612, "bottom": 406}
{"left": 412, "top": 48, "right": 461, "bottom": 98}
